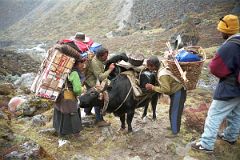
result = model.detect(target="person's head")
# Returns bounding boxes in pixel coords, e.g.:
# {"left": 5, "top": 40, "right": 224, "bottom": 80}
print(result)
{"left": 74, "top": 58, "right": 87, "bottom": 72}
{"left": 96, "top": 47, "right": 109, "bottom": 62}
{"left": 74, "top": 32, "right": 85, "bottom": 41}
{"left": 217, "top": 14, "right": 239, "bottom": 39}
{"left": 147, "top": 56, "right": 160, "bottom": 72}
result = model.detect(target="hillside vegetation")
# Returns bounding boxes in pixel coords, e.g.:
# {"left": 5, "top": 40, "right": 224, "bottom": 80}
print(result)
{"left": 0, "top": 0, "right": 239, "bottom": 53}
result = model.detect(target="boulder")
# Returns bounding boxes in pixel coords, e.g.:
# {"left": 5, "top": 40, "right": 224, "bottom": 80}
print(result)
{"left": 31, "top": 114, "right": 48, "bottom": 127}
{"left": 8, "top": 96, "right": 26, "bottom": 114}
{"left": 0, "top": 95, "right": 11, "bottom": 109}
{"left": 4, "top": 141, "right": 41, "bottom": 160}
{"left": 0, "top": 83, "right": 15, "bottom": 95}
{"left": 14, "top": 72, "right": 36, "bottom": 90}
{"left": 170, "top": 17, "right": 200, "bottom": 47}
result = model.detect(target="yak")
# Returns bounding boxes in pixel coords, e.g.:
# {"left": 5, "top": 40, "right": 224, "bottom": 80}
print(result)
{"left": 104, "top": 53, "right": 159, "bottom": 120}
{"left": 79, "top": 69, "right": 158, "bottom": 132}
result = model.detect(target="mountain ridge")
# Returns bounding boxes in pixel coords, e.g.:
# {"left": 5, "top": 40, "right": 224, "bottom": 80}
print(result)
{"left": 0, "top": 0, "right": 239, "bottom": 53}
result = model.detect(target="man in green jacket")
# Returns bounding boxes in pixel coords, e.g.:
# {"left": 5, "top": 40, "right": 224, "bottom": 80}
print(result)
{"left": 84, "top": 47, "right": 115, "bottom": 127}
{"left": 145, "top": 57, "right": 186, "bottom": 135}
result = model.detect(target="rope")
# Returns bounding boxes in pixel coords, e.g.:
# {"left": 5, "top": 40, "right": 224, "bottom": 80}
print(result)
{"left": 114, "top": 86, "right": 133, "bottom": 112}
{"left": 101, "top": 91, "right": 109, "bottom": 114}
{"left": 136, "top": 92, "right": 155, "bottom": 107}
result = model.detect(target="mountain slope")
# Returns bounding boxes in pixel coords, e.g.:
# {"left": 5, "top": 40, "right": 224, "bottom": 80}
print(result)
{"left": 1, "top": 0, "right": 126, "bottom": 43}
{"left": 0, "top": 0, "right": 239, "bottom": 52}
{"left": 0, "top": 0, "right": 42, "bottom": 30}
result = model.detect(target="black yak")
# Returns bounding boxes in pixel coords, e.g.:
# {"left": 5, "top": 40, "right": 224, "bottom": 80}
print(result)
{"left": 104, "top": 53, "right": 160, "bottom": 120}
{"left": 79, "top": 71, "right": 157, "bottom": 132}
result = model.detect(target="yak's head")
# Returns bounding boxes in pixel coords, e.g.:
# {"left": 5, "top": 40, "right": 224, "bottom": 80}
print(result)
{"left": 79, "top": 83, "right": 108, "bottom": 108}
{"left": 140, "top": 70, "right": 157, "bottom": 88}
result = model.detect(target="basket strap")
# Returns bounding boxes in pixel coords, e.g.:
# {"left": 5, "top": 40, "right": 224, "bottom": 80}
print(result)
{"left": 64, "top": 74, "right": 70, "bottom": 90}
{"left": 158, "top": 68, "right": 181, "bottom": 83}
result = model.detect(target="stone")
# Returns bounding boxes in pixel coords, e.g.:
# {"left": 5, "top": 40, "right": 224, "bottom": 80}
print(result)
{"left": 31, "top": 114, "right": 47, "bottom": 127}
{"left": 8, "top": 96, "right": 26, "bottom": 113}
{"left": 0, "top": 83, "right": 15, "bottom": 95}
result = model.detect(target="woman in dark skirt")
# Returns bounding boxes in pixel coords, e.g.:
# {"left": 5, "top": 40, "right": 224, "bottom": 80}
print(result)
{"left": 53, "top": 59, "right": 85, "bottom": 136}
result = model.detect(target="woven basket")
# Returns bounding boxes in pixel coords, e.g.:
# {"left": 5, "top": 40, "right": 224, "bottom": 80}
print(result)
{"left": 166, "top": 46, "right": 206, "bottom": 90}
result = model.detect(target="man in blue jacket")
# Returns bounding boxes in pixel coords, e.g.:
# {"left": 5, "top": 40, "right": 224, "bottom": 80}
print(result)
{"left": 191, "top": 14, "right": 240, "bottom": 153}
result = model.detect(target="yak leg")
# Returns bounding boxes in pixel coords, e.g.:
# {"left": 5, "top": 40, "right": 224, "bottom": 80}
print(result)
{"left": 127, "top": 113, "right": 134, "bottom": 132}
{"left": 151, "top": 93, "right": 159, "bottom": 120}
{"left": 141, "top": 104, "right": 149, "bottom": 119}
{"left": 119, "top": 114, "right": 126, "bottom": 130}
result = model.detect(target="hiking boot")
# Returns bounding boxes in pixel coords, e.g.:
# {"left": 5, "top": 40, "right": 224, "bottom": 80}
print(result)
{"left": 191, "top": 142, "right": 213, "bottom": 153}
{"left": 96, "top": 120, "right": 111, "bottom": 127}
{"left": 217, "top": 132, "right": 237, "bottom": 145}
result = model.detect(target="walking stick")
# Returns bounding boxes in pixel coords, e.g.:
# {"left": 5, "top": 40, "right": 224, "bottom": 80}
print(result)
{"left": 166, "top": 41, "right": 188, "bottom": 82}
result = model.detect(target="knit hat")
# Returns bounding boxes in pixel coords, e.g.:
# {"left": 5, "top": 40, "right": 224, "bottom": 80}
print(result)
{"left": 217, "top": 14, "right": 239, "bottom": 35}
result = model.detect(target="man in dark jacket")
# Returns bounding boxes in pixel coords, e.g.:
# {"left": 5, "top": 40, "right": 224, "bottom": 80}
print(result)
{"left": 84, "top": 47, "right": 115, "bottom": 127}
{"left": 191, "top": 14, "right": 240, "bottom": 153}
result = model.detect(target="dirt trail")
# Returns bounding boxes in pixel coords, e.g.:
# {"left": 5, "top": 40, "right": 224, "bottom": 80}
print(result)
{"left": 10, "top": 99, "right": 192, "bottom": 160}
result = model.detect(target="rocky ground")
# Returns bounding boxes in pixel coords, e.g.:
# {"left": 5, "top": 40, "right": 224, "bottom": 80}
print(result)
{"left": 1, "top": 89, "right": 239, "bottom": 160}
{"left": 0, "top": 49, "right": 40, "bottom": 77}
{"left": 0, "top": 46, "right": 239, "bottom": 159}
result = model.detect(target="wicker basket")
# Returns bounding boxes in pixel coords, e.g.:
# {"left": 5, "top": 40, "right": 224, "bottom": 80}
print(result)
{"left": 166, "top": 46, "right": 206, "bottom": 90}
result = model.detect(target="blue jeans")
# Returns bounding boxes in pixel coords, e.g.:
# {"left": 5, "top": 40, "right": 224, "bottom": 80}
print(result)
{"left": 84, "top": 85, "right": 104, "bottom": 122}
{"left": 169, "top": 88, "right": 186, "bottom": 134}
{"left": 200, "top": 96, "right": 240, "bottom": 150}
{"left": 94, "top": 106, "right": 103, "bottom": 122}
{"left": 224, "top": 110, "right": 240, "bottom": 140}
{"left": 84, "top": 106, "right": 103, "bottom": 122}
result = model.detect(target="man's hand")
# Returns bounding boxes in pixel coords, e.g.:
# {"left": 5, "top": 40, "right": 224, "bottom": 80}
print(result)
{"left": 109, "top": 63, "right": 115, "bottom": 71}
{"left": 145, "top": 83, "right": 154, "bottom": 90}
{"left": 88, "top": 51, "right": 95, "bottom": 60}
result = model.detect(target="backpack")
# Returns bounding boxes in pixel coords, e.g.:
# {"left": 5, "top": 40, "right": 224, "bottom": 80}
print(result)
{"left": 175, "top": 49, "right": 202, "bottom": 62}
{"left": 31, "top": 46, "right": 76, "bottom": 101}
